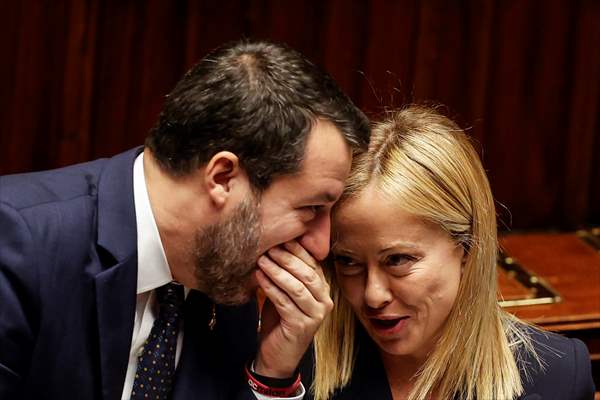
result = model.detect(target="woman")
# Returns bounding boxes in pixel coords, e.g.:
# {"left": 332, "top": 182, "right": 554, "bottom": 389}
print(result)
{"left": 310, "top": 106, "right": 595, "bottom": 399}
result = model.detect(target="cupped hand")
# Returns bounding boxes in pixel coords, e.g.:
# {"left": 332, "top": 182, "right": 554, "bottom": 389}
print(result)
{"left": 254, "top": 240, "right": 333, "bottom": 378}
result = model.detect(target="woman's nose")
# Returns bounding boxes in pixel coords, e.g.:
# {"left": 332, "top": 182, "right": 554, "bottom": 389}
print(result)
{"left": 364, "top": 267, "right": 393, "bottom": 309}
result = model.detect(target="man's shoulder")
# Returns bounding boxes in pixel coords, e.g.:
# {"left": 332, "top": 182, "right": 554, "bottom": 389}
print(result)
{"left": 519, "top": 328, "right": 595, "bottom": 398}
{"left": 0, "top": 147, "right": 140, "bottom": 210}
{"left": 0, "top": 157, "right": 106, "bottom": 210}
{"left": 0, "top": 147, "right": 142, "bottom": 259}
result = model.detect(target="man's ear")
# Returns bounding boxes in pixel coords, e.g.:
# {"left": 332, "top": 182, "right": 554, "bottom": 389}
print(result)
{"left": 204, "top": 151, "right": 246, "bottom": 208}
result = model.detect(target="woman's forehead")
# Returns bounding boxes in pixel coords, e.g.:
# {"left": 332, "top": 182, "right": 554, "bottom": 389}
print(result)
{"left": 333, "top": 200, "right": 449, "bottom": 249}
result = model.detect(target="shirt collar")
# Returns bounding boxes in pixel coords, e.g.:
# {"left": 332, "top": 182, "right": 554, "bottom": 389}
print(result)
{"left": 133, "top": 151, "right": 174, "bottom": 294}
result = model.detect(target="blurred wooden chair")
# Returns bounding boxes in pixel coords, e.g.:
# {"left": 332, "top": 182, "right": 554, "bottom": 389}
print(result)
{"left": 498, "top": 229, "right": 600, "bottom": 396}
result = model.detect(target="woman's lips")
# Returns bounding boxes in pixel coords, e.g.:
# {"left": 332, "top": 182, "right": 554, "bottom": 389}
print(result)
{"left": 368, "top": 316, "right": 410, "bottom": 336}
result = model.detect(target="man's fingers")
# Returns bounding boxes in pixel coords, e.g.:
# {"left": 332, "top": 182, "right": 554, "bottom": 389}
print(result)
{"left": 282, "top": 241, "right": 317, "bottom": 269}
{"left": 282, "top": 240, "right": 327, "bottom": 280}
{"left": 264, "top": 247, "right": 330, "bottom": 303}
{"left": 257, "top": 254, "right": 331, "bottom": 320}
{"left": 255, "top": 267, "right": 309, "bottom": 325}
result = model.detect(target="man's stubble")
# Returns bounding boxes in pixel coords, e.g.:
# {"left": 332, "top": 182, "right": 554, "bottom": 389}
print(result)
{"left": 194, "top": 196, "right": 262, "bottom": 306}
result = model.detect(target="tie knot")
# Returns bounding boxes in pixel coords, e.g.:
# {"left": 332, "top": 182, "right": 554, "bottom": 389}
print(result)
{"left": 155, "top": 282, "right": 184, "bottom": 309}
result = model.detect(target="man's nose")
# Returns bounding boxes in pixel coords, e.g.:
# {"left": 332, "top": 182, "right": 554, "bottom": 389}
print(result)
{"left": 364, "top": 267, "right": 393, "bottom": 309}
{"left": 298, "top": 213, "right": 331, "bottom": 261}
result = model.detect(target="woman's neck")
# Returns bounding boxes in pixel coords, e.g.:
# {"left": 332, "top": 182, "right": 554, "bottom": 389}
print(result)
{"left": 379, "top": 351, "right": 427, "bottom": 400}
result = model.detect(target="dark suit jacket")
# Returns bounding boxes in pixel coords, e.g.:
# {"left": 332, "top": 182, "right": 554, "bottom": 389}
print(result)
{"left": 300, "top": 325, "right": 596, "bottom": 400}
{"left": 0, "top": 148, "right": 259, "bottom": 399}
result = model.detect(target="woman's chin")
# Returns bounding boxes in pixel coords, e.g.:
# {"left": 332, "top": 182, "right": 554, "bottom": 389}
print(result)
{"left": 366, "top": 326, "right": 425, "bottom": 358}
{"left": 375, "top": 338, "right": 415, "bottom": 357}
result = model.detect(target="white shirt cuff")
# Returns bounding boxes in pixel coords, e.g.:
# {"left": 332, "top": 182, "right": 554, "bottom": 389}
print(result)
{"left": 251, "top": 383, "right": 305, "bottom": 400}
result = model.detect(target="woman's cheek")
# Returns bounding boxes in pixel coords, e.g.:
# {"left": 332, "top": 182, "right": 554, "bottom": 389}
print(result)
{"left": 338, "top": 275, "right": 364, "bottom": 310}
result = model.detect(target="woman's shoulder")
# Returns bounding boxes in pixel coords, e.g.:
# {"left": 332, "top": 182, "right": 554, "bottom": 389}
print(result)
{"left": 517, "top": 327, "right": 595, "bottom": 399}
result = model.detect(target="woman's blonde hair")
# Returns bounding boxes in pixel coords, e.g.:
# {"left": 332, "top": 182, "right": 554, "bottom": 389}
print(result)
{"left": 313, "top": 105, "right": 536, "bottom": 400}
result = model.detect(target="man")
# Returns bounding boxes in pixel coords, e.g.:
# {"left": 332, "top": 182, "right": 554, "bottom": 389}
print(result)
{"left": 0, "top": 40, "right": 369, "bottom": 399}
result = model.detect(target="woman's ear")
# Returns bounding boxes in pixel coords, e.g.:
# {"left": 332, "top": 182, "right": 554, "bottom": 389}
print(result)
{"left": 460, "top": 243, "right": 469, "bottom": 277}
{"left": 460, "top": 246, "right": 468, "bottom": 275}
{"left": 204, "top": 151, "right": 245, "bottom": 208}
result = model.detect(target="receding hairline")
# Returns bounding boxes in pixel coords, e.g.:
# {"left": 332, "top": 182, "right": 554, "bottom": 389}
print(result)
{"left": 236, "top": 53, "right": 260, "bottom": 85}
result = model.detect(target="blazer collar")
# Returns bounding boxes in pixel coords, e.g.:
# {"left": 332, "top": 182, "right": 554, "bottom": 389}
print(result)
{"left": 96, "top": 146, "right": 143, "bottom": 262}
{"left": 94, "top": 147, "right": 143, "bottom": 399}
{"left": 95, "top": 255, "right": 137, "bottom": 400}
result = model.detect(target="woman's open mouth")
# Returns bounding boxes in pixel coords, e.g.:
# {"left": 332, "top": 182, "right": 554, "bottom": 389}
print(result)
{"left": 369, "top": 316, "right": 410, "bottom": 335}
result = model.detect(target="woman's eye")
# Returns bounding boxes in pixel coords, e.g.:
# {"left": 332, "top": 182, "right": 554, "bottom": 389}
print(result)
{"left": 385, "top": 254, "right": 416, "bottom": 267}
{"left": 332, "top": 254, "right": 355, "bottom": 265}
{"left": 332, "top": 255, "right": 364, "bottom": 276}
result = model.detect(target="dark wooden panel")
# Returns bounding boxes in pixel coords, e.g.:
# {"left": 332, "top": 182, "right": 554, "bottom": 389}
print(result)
{"left": 500, "top": 233, "right": 600, "bottom": 328}
{"left": 499, "top": 231, "right": 600, "bottom": 392}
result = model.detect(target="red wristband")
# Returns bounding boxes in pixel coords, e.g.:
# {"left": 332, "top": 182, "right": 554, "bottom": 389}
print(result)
{"left": 244, "top": 363, "right": 301, "bottom": 397}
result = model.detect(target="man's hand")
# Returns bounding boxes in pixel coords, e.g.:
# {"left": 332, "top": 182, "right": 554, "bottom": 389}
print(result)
{"left": 254, "top": 240, "right": 333, "bottom": 378}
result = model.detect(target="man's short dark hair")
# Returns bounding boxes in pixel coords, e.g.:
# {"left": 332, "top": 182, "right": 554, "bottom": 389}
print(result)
{"left": 145, "top": 39, "right": 370, "bottom": 191}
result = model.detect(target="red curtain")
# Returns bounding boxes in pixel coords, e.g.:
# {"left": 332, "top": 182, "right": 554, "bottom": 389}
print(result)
{"left": 1, "top": 0, "right": 598, "bottom": 229}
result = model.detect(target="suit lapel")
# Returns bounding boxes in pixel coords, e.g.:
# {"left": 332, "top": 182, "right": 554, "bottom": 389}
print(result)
{"left": 520, "top": 395, "right": 542, "bottom": 400}
{"left": 171, "top": 291, "right": 259, "bottom": 399}
{"left": 95, "top": 256, "right": 137, "bottom": 400}
{"left": 94, "top": 147, "right": 142, "bottom": 399}
{"left": 171, "top": 290, "right": 218, "bottom": 399}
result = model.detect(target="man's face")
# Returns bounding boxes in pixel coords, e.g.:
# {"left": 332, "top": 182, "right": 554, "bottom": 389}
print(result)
{"left": 193, "top": 119, "right": 352, "bottom": 305}
{"left": 257, "top": 119, "right": 352, "bottom": 262}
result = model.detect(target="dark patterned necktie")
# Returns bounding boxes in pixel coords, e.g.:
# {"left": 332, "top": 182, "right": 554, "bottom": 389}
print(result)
{"left": 131, "top": 282, "right": 184, "bottom": 400}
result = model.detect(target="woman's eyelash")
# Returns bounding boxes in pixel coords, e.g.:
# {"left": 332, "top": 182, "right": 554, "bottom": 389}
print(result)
{"left": 332, "top": 253, "right": 418, "bottom": 267}
{"left": 385, "top": 254, "right": 417, "bottom": 265}
{"left": 332, "top": 254, "right": 357, "bottom": 265}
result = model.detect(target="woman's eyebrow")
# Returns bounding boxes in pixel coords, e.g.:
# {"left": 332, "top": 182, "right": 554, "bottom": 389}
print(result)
{"left": 378, "top": 241, "right": 418, "bottom": 255}
{"left": 330, "top": 243, "right": 354, "bottom": 254}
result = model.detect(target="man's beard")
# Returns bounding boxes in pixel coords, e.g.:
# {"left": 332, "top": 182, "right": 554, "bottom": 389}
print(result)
{"left": 193, "top": 197, "right": 261, "bottom": 306}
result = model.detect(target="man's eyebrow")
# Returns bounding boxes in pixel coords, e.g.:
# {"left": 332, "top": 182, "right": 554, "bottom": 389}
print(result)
{"left": 306, "top": 191, "right": 339, "bottom": 204}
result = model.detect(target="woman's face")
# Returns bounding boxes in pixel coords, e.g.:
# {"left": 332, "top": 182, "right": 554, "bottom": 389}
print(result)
{"left": 331, "top": 187, "right": 464, "bottom": 361}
